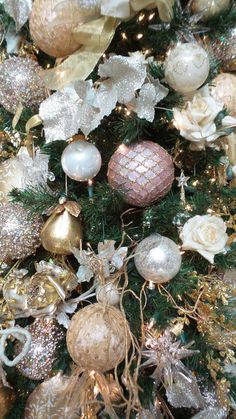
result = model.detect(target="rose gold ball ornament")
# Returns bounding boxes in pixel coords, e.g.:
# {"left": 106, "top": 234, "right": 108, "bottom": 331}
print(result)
{"left": 192, "top": 0, "right": 231, "bottom": 21}
{"left": 67, "top": 303, "right": 131, "bottom": 372}
{"left": 41, "top": 200, "right": 83, "bottom": 255}
{"left": 210, "top": 73, "right": 236, "bottom": 116}
{"left": 0, "top": 202, "right": 42, "bottom": 262}
{"left": 15, "top": 318, "right": 65, "bottom": 380}
{"left": 107, "top": 141, "right": 174, "bottom": 207}
{"left": 134, "top": 234, "right": 182, "bottom": 284}
{"left": 0, "top": 57, "right": 46, "bottom": 114}
{"left": 164, "top": 43, "right": 210, "bottom": 94}
{"left": 30, "top": 0, "right": 100, "bottom": 58}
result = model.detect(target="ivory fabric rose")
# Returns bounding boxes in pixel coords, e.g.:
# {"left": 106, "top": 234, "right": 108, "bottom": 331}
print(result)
{"left": 180, "top": 215, "right": 228, "bottom": 264}
{"left": 173, "top": 87, "right": 224, "bottom": 150}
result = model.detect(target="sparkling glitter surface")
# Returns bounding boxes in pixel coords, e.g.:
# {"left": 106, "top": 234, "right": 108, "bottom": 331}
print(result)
{"left": 0, "top": 202, "right": 42, "bottom": 262}
{"left": 15, "top": 318, "right": 65, "bottom": 381}
{"left": 211, "top": 27, "right": 236, "bottom": 72}
{"left": 107, "top": 141, "right": 175, "bottom": 207}
{"left": 0, "top": 57, "right": 46, "bottom": 114}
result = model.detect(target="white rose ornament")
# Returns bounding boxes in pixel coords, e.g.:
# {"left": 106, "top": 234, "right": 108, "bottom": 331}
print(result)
{"left": 180, "top": 215, "right": 228, "bottom": 264}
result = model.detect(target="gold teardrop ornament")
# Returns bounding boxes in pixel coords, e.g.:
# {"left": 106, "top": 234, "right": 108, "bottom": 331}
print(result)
{"left": 41, "top": 201, "right": 83, "bottom": 255}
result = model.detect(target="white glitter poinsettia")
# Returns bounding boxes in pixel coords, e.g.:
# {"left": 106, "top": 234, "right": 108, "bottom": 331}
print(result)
{"left": 128, "top": 77, "right": 169, "bottom": 122}
{"left": 40, "top": 52, "right": 169, "bottom": 142}
{"left": 98, "top": 52, "right": 147, "bottom": 104}
{"left": 72, "top": 240, "right": 128, "bottom": 283}
{"left": 3, "top": 0, "right": 32, "bottom": 31}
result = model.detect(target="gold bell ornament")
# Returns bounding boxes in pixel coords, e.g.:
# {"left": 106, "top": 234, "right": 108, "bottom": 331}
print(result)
{"left": 41, "top": 199, "right": 83, "bottom": 255}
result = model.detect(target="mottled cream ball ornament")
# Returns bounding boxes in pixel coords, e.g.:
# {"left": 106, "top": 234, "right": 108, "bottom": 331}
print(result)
{"left": 41, "top": 199, "right": 83, "bottom": 255}
{"left": 192, "top": 0, "right": 231, "bottom": 21}
{"left": 164, "top": 43, "right": 210, "bottom": 94}
{"left": 30, "top": 0, "right": 100, "bottom": 58}
{"left": 0, "top": 202, "right": 42, "bottom": 262}
{"left": 67, "top": 303, "right": 131, "bottom": 372}
{"left": 210, "top": 73, "right": 236, "bottom": 116}
{"left": 134, "top": 234, "right": 182, "bottom": 284}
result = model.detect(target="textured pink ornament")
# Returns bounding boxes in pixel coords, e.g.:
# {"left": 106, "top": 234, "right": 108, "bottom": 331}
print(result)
{"left": 107, "top": 141, "right": 174, "bottom": 207}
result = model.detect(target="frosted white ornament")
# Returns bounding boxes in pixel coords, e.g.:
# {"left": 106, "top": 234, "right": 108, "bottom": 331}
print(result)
{"left": 61, "top": 140, "right": 102, "bottom": 182}
{"left": 134, "top": 234, "right": 182, "bottom": 284}
{"left": 164, "top": 43, "right": 210, "bottom": 94}
{"left": 96, "top": 282, "right": 120, "bottom": 306}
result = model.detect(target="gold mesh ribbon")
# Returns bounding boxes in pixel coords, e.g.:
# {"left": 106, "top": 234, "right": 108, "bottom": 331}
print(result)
{"left": 40, "top": 0, "right": 175, "bottom": 90}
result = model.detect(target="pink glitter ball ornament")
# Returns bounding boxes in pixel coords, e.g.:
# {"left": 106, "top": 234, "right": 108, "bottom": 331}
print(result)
{"left": 107, "top": 141, "right": 175, "bottom": 207}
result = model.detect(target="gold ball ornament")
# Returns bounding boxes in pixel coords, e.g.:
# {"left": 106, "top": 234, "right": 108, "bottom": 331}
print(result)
{"left": 210, "top": 73, "right": 236, "bottom": 116}
{"left": 0, "top": 386, "right": 15, "bottom": 419}
{"left": 29, "top": 0, "right": 100, "bottom": 58}
{"left": 192, "top": 0, "right": 231, "bottom": 21}
{"left": 41, "top": 200, "right": 83, "bottom": 255}
{"left": 67, "top": 303, "right": 131, "bottom": 372}
{"left": 15, "top": 318, "right": 65, "bottom": 380}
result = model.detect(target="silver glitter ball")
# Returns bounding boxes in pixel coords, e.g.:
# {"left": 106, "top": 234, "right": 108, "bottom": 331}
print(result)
{"left": 134, "top": 234, "right": 182, "bottom": 284}
{"left": 0, "top": 202, "right": 42, "bottom": 262}
{"left": 0, "top": 57, "right": 46, "bottom": 114}
{"left": 15, "top": 318, "right": 65, "bottom": 381}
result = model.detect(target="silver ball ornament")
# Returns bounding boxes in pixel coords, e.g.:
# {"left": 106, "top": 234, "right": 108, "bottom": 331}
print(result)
{"left": 164, "top": 43, "right": 210, "bottom": 94}
{"left": 0, "top": 57, "right": 46, "bottom": 114}
{"left": 134, "top": 234, "right": 182, "bottom": 284}
{"left": 61, "top": 140, "right": 102, "bottom": 181}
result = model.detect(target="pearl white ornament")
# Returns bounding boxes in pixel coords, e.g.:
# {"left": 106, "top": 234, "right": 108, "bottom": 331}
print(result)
{"left": 192, "top": 0, "right": 231, "bottom": 21}
{"left": 96, "top": 282, "right": 120, "bottom": 306}
{"left": 164, "top": 43, "right": 210, "bottom": 94}
{"left": 134, "top": 234, "right": 182, "bottom": 284}
{"left": 61, "top": 140, "right": 102, "bottom": 182}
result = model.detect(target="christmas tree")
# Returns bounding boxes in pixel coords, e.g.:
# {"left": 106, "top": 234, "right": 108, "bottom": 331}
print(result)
{"left": 0, "top": 0, "right": 235, "bottom": 418}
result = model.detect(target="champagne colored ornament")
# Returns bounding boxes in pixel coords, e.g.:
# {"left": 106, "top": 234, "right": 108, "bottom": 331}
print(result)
{"left": 210, "top": 73, "right": 236, "bottom": 116}
{"left": 15, "top": 318, "right": 65, "bottom": 380}
{"left": 96, "top": 281, "right": 120, "bottom": 306}
{"left": 164, "top": 43, "right": 210, "bottom": 94}
{"left": 0, "top": 386, "right": 15, "bottom": 419}
{"left": 0, "top": 202, "right": 42, "bottom": 262}
{"left": 61, "top": 140, "right": 102, "bottom": 182}
{"left": 209, "top": 27, "right": 236, "bottom": 72}
{"left": 24, "top": 374, "right": 80, "bottom": 419}
{"left": 134, "top": 234, "right": 182, "bottom": 284}
{"left": 0, "top": 57, "right": 46, "bottom": 114}
{"left": 192, "top": 0, "right": 231, "bottom": 21}
{"left": 67, "top": 303, "right": 131, "bottom": 372}
{"left": 107, "top": 141, "right": 174, "bottom": 207}
{"left": 30, "top": 0, "right": 100, "bottom": 58}
{"left": 41, "top": 200, "right": 83, "bottom": 255}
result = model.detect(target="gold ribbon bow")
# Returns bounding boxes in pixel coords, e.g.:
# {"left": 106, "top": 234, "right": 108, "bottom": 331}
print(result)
{"left": 40, "top": 0, "right": 175, "bottom": 91}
